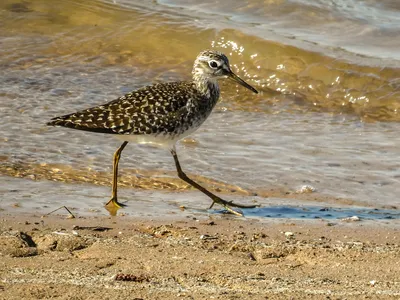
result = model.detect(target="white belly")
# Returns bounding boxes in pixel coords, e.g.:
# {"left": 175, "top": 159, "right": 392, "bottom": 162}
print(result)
{"left": 114, "top": 124, "right": 201, "bottom": 149}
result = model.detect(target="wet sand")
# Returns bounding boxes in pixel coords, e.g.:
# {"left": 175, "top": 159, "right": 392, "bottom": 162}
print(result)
{"left": 1, "top": 213, "right": 399, "bottom": 299}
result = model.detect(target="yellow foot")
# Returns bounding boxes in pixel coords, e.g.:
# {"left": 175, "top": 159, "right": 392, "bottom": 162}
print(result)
{"left": 209, "top": 198, "right": 259, "bottom": 217}
{"left": 104, "top": 198, "right": 126, "bottom": 216}
{"left": 105, "top": 197, "right": 126, "bottom": 208}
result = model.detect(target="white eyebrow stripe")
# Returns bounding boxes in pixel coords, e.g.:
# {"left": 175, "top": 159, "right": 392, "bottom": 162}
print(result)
{"left": 198, "top": 55, "right": 212, "bottom": 61}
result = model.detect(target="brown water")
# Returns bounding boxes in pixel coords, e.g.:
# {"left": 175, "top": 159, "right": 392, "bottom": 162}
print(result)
{"left": 1, "top": 0, "right": 399, "bottom": 217}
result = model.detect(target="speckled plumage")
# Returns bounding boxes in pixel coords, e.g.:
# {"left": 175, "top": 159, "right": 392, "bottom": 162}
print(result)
{"left": 48, "top": 81, "right": 218, "bottom": 141}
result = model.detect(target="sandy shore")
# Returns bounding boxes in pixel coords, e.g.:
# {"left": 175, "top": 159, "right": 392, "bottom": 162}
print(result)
{"left": 0, "top": 213, "right": 399, "bottom": 299}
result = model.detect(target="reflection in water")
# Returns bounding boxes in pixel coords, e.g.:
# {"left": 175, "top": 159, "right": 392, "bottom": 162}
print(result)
{"left": 104, "top": 202, "right": 120, "bottom": 216}
{"left": 1, "top": 0, "right": 399, "bottom": 215}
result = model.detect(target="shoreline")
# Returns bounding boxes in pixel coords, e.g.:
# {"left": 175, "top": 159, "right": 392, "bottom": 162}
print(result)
{"left": 1, "top": 213, "right": 399, "bottom": 299}
{"left": 2, "top": 175, "right": 398, "bottom": 222}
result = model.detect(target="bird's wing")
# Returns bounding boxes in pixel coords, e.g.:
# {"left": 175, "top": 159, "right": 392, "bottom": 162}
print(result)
{"left": 47, "top": 82, "right": 197, "bottom": 135}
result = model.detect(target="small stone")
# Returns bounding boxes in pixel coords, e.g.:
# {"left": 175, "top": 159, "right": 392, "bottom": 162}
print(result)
{"left": 342, "top": 216, "right": 361, "bottom": 222}
{"left": 296, "top": 185, "right": 316, "bottom": 194}
{"left": 284, "top": 232, "right": 295, "bottom": 238}
{"left": 200, "top": 234, "right": 217, "bottom": 240}
{"left": 248, "top": 252, "right": 256, "bottom": 261}
{"left": 115, "top": 273, "right": 148, "bottom": 282}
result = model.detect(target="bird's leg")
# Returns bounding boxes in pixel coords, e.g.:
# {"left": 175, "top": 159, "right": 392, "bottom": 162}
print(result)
{"left": 105, "top": 141, "right": 128, "bottom": 208}
{"left": 170, "top": 146, "right": 257, "bottom": 216}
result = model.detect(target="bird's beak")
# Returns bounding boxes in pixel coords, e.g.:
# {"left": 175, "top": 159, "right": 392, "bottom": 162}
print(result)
{"left": 228, "top": 70, "right": 258, "bottom": 94}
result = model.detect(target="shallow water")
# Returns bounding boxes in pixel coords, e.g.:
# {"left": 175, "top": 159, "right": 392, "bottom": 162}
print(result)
{"left": 1, "top": 0, "right": 399, "bottom": 218}
{"left": 2, "top": 176, "right": 399, "bottom": 221}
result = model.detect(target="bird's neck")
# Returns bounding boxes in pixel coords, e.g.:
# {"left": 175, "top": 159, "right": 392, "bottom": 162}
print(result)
{"left": 192, "top": 72, "right": 220, "bottom": 101}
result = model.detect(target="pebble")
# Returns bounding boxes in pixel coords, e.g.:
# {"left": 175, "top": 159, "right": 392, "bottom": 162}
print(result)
{"left": 200, "top": 234, "right": 218, "bottom": 240}
{"left": 296, "top": 185, "right": 316, "bottom": 193}
{"left": 342, "top": 216, "right": 361, "bottom": 222}
{"left": 284, "top": 232, "right": 295, "bottom": 238}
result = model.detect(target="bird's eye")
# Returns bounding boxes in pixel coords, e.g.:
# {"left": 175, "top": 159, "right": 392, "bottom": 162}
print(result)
{"left": 209, "top": 60, "right": 219, "bottom": 69}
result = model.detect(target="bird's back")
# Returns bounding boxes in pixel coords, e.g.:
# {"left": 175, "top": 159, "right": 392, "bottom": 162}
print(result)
{"left": 47, "top": 81, "right": 212, "bottom": 137}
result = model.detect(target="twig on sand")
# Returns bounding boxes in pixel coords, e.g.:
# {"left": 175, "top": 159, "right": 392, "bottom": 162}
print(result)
{"left": 44, "top": 206, "right": 75, "bottom": 219}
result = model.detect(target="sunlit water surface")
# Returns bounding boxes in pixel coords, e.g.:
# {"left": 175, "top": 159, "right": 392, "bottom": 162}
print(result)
{"left": 1, "top": 0, "right": 399, "bottom": 219}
